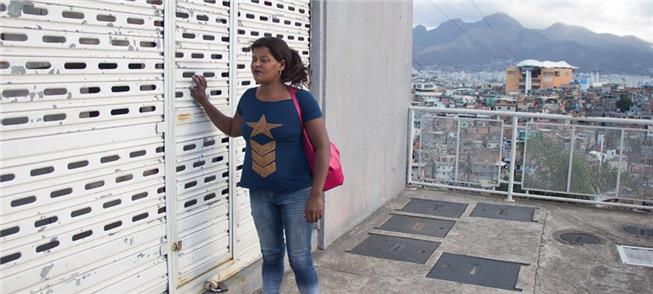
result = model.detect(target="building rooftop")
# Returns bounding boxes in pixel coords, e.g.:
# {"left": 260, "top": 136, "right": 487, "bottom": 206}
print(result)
{"left": 281, "top": 189, "right": 653, "bottom": 294}
{"left": 516, "top": 59, "right": 577, "bottom": 69}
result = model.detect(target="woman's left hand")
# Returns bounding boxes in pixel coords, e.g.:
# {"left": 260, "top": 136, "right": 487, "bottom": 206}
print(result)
{"left": 305, "top": 191, "right": 324, "bottom": 223}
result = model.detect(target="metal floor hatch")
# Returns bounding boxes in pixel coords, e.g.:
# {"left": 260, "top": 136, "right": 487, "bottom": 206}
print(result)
{"left": 349, "top": 234, "right": 440, "bottom": 264}
{"left": 470, "top": 202, "right": 536, "bottom": 222}
{"left": 399, "top": 199, "right": 468, "bottom": 218}
{"left": 378, "top": 214, "right": 455, "bottom": 238}
{"left": 427, "top": 253, "right": 525, "bottom": 291}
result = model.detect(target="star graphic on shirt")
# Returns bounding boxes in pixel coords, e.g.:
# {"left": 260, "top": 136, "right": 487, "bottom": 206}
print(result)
{"left": 247, "top": 114, "right": 282, "bottom": 139}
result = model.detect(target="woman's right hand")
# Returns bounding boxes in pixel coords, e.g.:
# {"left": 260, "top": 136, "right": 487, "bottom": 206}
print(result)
{"left": 191, "top": 75, "right": 208, "bottom": 106}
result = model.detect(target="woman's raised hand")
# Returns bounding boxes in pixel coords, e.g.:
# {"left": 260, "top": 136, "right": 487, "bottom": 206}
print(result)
{"left": 191, "top": 74, "right": 209, "bottom": 105}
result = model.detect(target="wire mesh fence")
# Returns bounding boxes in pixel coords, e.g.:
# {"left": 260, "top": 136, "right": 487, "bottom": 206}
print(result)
{"left": 409, "top": 107, "right": 653, "bottom": 208}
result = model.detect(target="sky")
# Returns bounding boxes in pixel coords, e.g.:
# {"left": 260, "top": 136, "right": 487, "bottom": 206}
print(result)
{"left": 413, "top": 0, "right": 653, "bottom": 44}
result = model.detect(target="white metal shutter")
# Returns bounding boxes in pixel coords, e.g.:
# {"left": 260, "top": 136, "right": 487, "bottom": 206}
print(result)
{"left": 171, "top": 0, "right": 232, "bottom": 287}
{"left": 233, "top": 0, "right": 310, "bottom": 262}
{"left": 0, "top": 1, "right": 168, "bottom": 293}
{"left": 1, "top": 0, "right": 311, "bottom": 292}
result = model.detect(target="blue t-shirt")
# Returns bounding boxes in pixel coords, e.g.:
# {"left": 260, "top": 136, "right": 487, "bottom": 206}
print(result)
{"left": 237, "top": 87, "right": 323, "bottom": 192}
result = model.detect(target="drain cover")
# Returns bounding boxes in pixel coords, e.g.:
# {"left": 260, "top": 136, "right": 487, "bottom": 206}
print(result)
{"left": 470, "top": 202, "right": 536, "bottom": 222}
{"left": 378, "top": 215, "right": 455, "bottom": 238}
{"left": 555, "top": 231, "right": 602, "bottom": 245}
{"left": 349, "top": 234, "right": 440, "bottom": 264}
{"left": 399, "top": 199, "right": 468, "bottom": 218}
{"left": 427, "top": 253, "right": 524, "bottom": 291}
{"left": 622, "top": 224, "right": 653, "bottom": 238}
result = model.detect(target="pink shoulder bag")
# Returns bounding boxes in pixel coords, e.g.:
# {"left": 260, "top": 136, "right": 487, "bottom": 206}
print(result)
{"left": 289, "top": 87, "right": 344, "bottom": 191}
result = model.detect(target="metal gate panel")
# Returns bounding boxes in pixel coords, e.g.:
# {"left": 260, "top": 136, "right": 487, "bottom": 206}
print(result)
{"left": 2, "top": 178, "right": 162, "bottom": 233}
{"left": 175, "top": 199, "right": 229, "bottom": 282}
{"left": 417, "top": 115, "right": 458, "bottom": 182}
{"left": 0, "top": 0, "right": 167, "bottom": 293}
{"left": 1, "top": 171, "right": 163, "bottom": 245}
{"left": 175, "top": 146, "right": 229, "bottom": 180}
{"left": 0, "top": 102, "right": 163, "bottom": 140}
{"left": 172, "top": 0, "right": 232, "bottom": 287}
{"left": 457, "top": 119, "right": 502, "bottom": 186}
{"left": 1, "top": 157, "right": 163, "bottom": 214}
{"left": 0, "top": 139, "right": 162, "bottom": 190}
{"left": 1, "top": 81, "right": 163, "bottom": 105}
{"left": 569, "top": 126, "right": 621, "bottom": 196}
{"left": 232, "top": 0, "right": 311, "bottom": 263}
{"left": 618, "top": 129, "right": 652, "bottom": 201}
{"left": 0, "top": 124, "right": 160, "bottom": 165}
{"left": 235, "top": 0, "right": 310, "bottom": 96}
{"left": 417, "top": 116, "right": 502, "bottom": 186}
{"left": 2, "top": 0, "right": 312, "bottom": 292}
{"left": 2, "top": 224, "right": 167, "bottom": 293}
{"left": 522, "top": 123, "right": 651, "bottom": 201}
{"left": 0, "top": 1, "right": 163, "bottom": 35}
{"left": 0, "top": 30, "right": 162, "bottom": 54}
{"left": 48, "top": 245, "right": 167, "bottom": 294}
{"left": 522, "top": 123, "right": 572, "bottom": 193}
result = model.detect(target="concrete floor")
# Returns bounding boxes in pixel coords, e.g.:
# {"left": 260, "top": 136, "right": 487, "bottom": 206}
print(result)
{"left": 280, "top": 188, "right": 653, "bottom": 294}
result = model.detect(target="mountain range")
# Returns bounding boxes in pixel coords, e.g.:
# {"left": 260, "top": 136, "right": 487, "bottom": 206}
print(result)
{"left": 413, "top": 13, "right": 653, "bottom": 75}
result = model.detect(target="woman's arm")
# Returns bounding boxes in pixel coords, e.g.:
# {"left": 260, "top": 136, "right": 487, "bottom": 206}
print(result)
{"left": 191, "top": 75, "right": 243, "bottom": 137}
{"left": 303, "top": 117, "right": 330, "bottom": 223}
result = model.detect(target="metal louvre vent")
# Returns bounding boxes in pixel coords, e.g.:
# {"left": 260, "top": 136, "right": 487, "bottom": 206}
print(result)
{"left": 617, "top": 245, "right": 653, "bottom": 268}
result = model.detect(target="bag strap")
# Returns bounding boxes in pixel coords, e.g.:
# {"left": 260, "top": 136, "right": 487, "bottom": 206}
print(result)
{"left": 289, "top": 86, "right": 304, "bottom": 125}
{"left": 289, "top": 87, "right": 314, "bottom": 150}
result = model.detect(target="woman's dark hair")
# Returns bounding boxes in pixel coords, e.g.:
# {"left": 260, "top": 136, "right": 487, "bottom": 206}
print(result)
{"left": 251, "top": 37, "right": 308, "bottom": 86}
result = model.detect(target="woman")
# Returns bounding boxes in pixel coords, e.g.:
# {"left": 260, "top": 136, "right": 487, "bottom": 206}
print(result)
{"left": 190, "top": 37, "right": 329, "bottom": 294}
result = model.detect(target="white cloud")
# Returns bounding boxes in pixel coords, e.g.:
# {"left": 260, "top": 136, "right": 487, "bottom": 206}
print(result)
{"left": 413, "top": 1, "right": 653, "bottom": 43}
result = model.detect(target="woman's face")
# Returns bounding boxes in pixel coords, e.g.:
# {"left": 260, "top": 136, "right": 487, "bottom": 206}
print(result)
{"left": 251, "top": 47, "right": 284, "bottom": 85}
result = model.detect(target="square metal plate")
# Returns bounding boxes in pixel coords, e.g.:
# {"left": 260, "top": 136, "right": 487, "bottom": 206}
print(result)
{"left": 349, "top": 234, "right": 440, "bottom": 264}
{"left": 470, "top": 202, "right": 536, "bottom": 222}
{"left": 399, "top": 199, "right": 468, "bottom": 218}
{"left": 379, "top": 215, "right": 455, "bottom": 238}
{"left": 617, "top": 245, "right": 653, "bottom": 268}
{"left": 427, "top": 253, "right": 524, "bottom": 291}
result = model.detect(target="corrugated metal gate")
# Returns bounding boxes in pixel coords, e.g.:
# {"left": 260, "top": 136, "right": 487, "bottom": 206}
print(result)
{"left": 233, "top": 0, "right": 311, "bottom": 271}
{"left": 171, "top": 0, "right": 232, "bottom": 287}
{"left": 0, "top": 0, "right": 310, "bottom": 293}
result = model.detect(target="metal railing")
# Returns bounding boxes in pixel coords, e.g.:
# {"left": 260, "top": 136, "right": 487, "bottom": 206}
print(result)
{"left": 408, "top": 106, "right": 653, "bottom": 210}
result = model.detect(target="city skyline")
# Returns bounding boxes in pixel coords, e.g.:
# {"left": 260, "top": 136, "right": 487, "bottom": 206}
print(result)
{"left": 413, "top": 1, "right": 653, "bottom": 44}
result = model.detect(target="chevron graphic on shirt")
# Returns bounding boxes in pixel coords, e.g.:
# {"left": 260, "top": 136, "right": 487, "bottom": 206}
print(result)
{"left": 250, "top": 140, "right": 276, "bottom": 155}
{"left": 249, "top": 139, "right": 277, "bottom": 178}
{"left": 252, "top": 148, "right": 275, "bottom": 166}
{"left": 253, "top": 160, "right": 276, "bottom": 178}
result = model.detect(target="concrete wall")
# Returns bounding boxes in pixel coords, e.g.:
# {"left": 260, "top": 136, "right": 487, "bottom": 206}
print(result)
{"left": 318, "top": 1, "right": 413, "bottom": 247}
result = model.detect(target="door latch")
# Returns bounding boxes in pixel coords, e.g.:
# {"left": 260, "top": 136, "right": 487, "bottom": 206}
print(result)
{"left": 172, "top": 241, "right": 182, "bottom": 251}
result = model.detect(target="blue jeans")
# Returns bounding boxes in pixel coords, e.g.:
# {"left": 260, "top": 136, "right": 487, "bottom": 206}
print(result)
{"left": 249, "top": 187, "right": 319, "bottom": 294}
